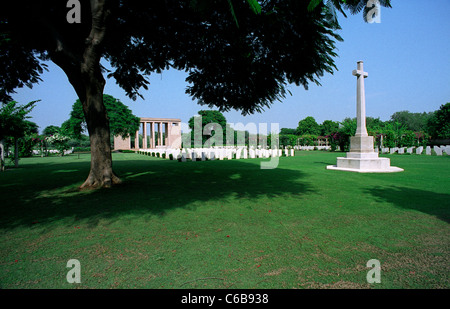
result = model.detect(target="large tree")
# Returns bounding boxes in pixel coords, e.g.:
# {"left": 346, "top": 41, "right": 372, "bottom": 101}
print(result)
{"left": 0, "top": 0, "right": 392, "bottom": 188}
{"left": 427, "top": 103, "right": 450, "bottom": 140}
{"left": 0, "top": 100, "right": 38, "bottom": 169}
{"left": 297, "top": 116, "right": 321, "bottom": 136}
{"left": 188, "top": 110, "right": 228, "bottom": 147}
{"left": 43, "top": 125, "right": 62, "bottom": 137}
{"left": 320, "top": 120, "right": 340, "bottom": 136}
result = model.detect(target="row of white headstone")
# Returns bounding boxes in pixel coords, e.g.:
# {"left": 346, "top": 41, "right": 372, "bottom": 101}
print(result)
{"left": 31, "top": 147, "right": 75, "bottom": 156}
{"left": 380, "top": 145, "right": 450, "bottom": 156}
{"left": 138, "top": 147, "right": 295, "bottom": 161}
{"left": 294, "top": 146, "right": 331, "bottom": 151}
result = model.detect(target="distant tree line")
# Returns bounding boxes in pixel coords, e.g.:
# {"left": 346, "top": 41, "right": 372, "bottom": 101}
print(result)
{"left": 280, "top": 103, "right": 450, "bottom": 151}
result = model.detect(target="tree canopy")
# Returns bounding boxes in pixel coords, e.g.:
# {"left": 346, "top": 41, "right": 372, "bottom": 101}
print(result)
{"left": 320, "top": 120, "right": 340, "bottom": 136}
{"left": 390, "top": 111, "right": 433, "bottom": 132}
{"left": 62, "top": 94, "right": 140, "bottom": 140}
{"left": 0, "top": 101, "right": 38, "bottom": 140}
{"left": 427, "top": 103, "right": 450, "bottom": 140}
{"left": 0, "top": 1, "right": 393, "bottom": 112}
{"left": 188, "top": 110, "right": 229, "bottom": 147}
{"left": 0, "top": 100, "right": 39, "bottom": 169}
{"left": 297, "top": 116, "right": 321, "bottom": 136}
{"left": 43, "top": 125, "right": 61, "bottom": 137}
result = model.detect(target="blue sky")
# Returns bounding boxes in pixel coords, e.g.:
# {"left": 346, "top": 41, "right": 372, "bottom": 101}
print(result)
{"left": 12, "top": 0, "right": 450, "bottom": 134}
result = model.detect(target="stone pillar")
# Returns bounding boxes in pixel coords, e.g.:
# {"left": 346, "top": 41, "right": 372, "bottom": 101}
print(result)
{"left": 143, "top": 122, "right": 147, "bottom": 149}
{"left": 165, "top": 123, "right": 169, "bottom": 146}
{"left": 167, "top": 122, "right": 172, "bottom": 148}
{"left": 151, "top": 122, "right": 155, "bottom": 148}
{"left": 159, "top": 122, "right": 163, "bottom": 146}
{"left": 135, "top": 129, "right": 140, "bottom": 150}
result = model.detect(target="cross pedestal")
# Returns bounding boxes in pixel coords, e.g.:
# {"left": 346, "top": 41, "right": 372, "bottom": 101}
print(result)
{"left": 327, "top": 61, "right": 403, "bottom": 173}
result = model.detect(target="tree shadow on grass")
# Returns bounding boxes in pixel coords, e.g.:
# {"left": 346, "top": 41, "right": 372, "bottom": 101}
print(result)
{"left": 364, "top": 186, "right": 450, "bottom": 224}
{"left": 0, "top": 158, "right": 314, "bottom": 230}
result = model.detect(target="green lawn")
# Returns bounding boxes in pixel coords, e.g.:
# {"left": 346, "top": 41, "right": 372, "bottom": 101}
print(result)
{"left": 0, "top": 151, "right": 449, "bottom": 289}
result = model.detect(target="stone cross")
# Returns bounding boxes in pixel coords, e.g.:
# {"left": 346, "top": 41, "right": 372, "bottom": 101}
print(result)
{"left": 352, "top": 61, "right": 369, "bottom": 137}
{"left": 326, "top": 60, "right": 404, "bottom": 172}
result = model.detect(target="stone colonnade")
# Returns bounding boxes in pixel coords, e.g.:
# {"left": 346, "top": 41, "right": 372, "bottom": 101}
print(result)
{"left": 114, "top": 117, "right": 181, "bottom": 150}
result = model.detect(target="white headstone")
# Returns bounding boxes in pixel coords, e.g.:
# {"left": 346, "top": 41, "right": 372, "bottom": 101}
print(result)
{"left": 236, "top": 149, "right": 241, "bottom": 160}
{"left": 426, "top": 146, "right": 431, "bottom": 155}
{"left": 416, "top": 146, "right": 423, "bottom": 155}
{"left": 444, "top": 146, "right": 450, "bottom": 155}
{"left": 434, "top": 146, "right": 443, "bottom": 156}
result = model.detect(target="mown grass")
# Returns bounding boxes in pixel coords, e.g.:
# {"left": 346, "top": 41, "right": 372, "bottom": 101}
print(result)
{"left": 0, "top": 151, "right": 449, "bottom": 289}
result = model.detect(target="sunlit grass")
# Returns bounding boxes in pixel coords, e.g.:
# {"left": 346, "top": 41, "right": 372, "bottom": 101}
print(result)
{"left": 0, "top": 152, "right": 448, "bottom": 288}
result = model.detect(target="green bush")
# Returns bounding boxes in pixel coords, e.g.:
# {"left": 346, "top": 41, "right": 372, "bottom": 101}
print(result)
{"left": 169, "top": 154, "right": 174, "bottom": 160}
{"left": 18, "top": 136, "right": 40, "bottom": 157}
{"left": 383, "top": 130, "right": 396, "bottom": 148}
{"left": 400, "top": 131, "right": 417, "bottom": 147}
{"left": 298, "top": 135, "right": 318, "bottom": 146}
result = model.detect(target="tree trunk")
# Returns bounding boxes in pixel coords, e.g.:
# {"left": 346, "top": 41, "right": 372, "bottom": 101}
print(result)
{"left": 49, "top": 0, "right": 117, "bottom": 189}
{"left": 52, "top": 62, "right": 121, "bottom": 189}
{"left": 79, "top": 70, "right": 121, "bottom": 189}
{"left": 14, "top": 138, "right": 19, "bottom": 168}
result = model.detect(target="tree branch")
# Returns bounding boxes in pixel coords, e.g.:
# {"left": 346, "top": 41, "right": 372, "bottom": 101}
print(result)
{"left": 82, "top": 0, "right": 111, "bottom": 75}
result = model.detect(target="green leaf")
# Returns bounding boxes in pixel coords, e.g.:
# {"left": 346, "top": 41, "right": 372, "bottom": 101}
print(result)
{"left": 246, "top": 0, "right": 261, "bottom": 14}
{"left": 308, "top": 0, "right": 323, "bottom": 11}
